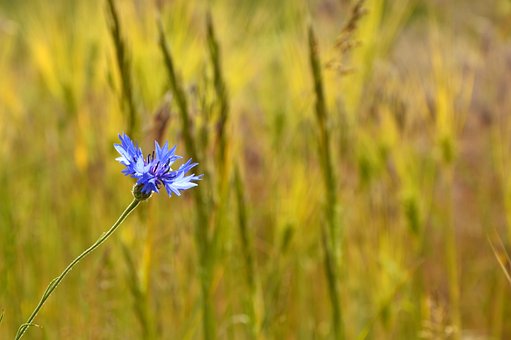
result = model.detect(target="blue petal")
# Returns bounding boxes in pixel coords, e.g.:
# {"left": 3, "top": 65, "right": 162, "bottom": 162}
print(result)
{"left": 115, "top": 133, "right": 202, "bottom": 196}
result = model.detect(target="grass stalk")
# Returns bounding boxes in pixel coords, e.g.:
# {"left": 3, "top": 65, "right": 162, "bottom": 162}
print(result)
{"left": 158, "top": 19, "right": 214, "bottom": 340}
{"left": 234, "top": 165, "right": 259, "bottom": 338}
{"left": 206, "top": 12, "right": 229, "bottom": 175}
{"left": 308, "top": 25, "right": 344, "bottom": 339}
{"left": 309, "top": 26, "right": 339, "bottom": 250}
{"left": 106, "top": 0, "right": 137, "bottom": 137}
{"left": 206, "top": 13, "right": 232, "bottom": 285}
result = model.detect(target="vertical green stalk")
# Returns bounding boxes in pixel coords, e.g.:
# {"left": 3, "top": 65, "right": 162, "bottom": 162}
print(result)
{"left": 107, "top": 0, "right": 137, "bottom": 137}
{"left": 206, "top": 13, "right": 232, "bottom": 288}
{"left": 309, "top": 26, "right": 339, "bottom": 250}
{"left": 206, "top": 12, "right": 229, "bottom": 174}
{"left": 15, "top": 198, "right": 141, "bottom": 339}
{"left": 234, "top": 165, "right": 259, "bottom": 338}
{"left": 158, "top": 20, "right": 214, "bottom": 340}
{"left": 308, "top": 25, "right": 344, "bottom": 339}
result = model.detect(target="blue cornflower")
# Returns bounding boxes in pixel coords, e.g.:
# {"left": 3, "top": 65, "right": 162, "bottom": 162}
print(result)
{"left": 115, "top": 133, "right": 203, "bottom": 198}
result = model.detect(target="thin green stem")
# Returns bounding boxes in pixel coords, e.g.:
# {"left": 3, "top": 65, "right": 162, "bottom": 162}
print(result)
{"left": 234, "top": 165, "right": 258, "bottom": 338}
{"left": 15, "top": 198, "right": 141, "bottom": 339}
{"left": 206, "top": 12, "right": 229, "bottom": 173}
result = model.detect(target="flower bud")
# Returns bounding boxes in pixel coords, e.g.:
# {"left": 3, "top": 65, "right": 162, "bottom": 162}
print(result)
{"left": 132, "top": 184, "right": 152, "bottom": 201}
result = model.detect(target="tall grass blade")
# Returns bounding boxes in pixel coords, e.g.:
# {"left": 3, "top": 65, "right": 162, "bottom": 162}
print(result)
{"left": 234, "top": 165, "right": 259, "bottom": 338}
{"left": 158, "top": 18, "right": 214, "bottom": 340}
{"left": 106, "top": 0, "right": 137, "bottom": 137}
{"left": 206, "top": 12, "right": 229, "bottom": 172}
{"left": 308, "top": 24, "right": 344, "bottom": 339}
{"left": 205, "top": 13, "right": 233, "bottom": 290}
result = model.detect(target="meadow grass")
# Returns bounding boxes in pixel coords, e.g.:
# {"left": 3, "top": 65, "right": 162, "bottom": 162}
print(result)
{"left": 1, "top": 0, "right": 511, "bottom": 338}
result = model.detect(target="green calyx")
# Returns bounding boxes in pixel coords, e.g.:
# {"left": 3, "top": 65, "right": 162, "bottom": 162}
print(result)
{"left": 132, "top": 184, "right": 152, "bottom": 201}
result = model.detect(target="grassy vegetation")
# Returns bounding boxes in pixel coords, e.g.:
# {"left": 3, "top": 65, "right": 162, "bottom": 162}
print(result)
{"left": 1, "top": 0, "right": 511, "bottom": 338}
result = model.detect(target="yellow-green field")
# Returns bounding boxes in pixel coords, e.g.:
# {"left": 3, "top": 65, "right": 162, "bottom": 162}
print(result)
{"left": 1, "top": 0, "right": 511, "bottom": 338}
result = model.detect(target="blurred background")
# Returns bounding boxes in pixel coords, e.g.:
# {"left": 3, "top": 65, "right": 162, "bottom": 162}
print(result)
{"left": 1, "top": 0, "right": 511, "bottom": 338}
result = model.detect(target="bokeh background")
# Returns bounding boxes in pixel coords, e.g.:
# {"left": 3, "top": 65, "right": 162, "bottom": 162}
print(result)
{"left": 1, "top": 0, "right": 511, "bottom": 338}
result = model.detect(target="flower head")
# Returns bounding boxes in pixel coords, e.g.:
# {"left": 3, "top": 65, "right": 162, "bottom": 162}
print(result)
{"left": 115, "top": 133, "right": 203, "bottom": 197}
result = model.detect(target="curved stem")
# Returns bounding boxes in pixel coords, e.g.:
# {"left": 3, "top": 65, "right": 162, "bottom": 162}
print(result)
{"left": 15, "top": 198, "right": 141, "bottom": 339}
